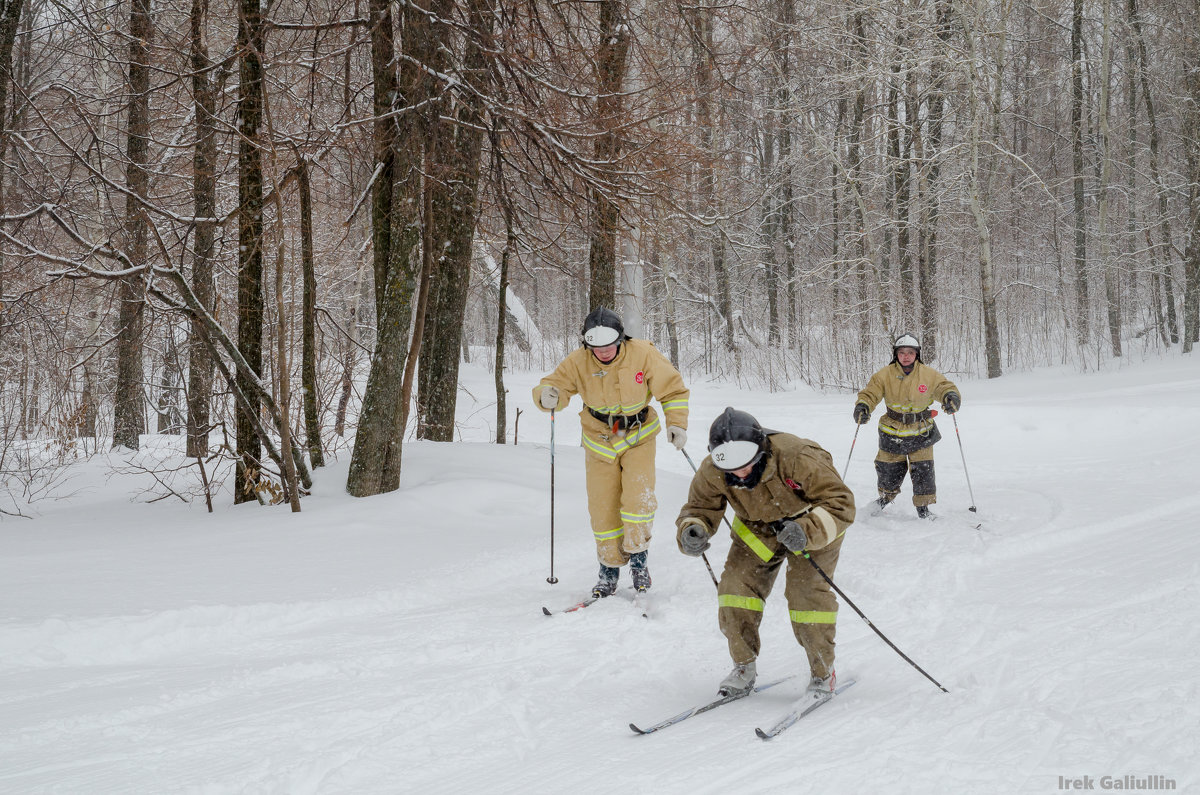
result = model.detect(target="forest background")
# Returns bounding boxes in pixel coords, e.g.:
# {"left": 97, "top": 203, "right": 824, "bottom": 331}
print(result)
{"left": 0, "top": 0, "right": 1198, "bottom": 511}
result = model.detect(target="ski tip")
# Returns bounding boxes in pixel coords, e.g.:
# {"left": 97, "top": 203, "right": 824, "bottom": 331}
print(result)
{"left": 629, "top": 723, "right": 648, "bottom": 735}
{"left": 755, "top": 728, "right": 772, "bottom": 740}
{"left": 541, "top": 606, "right": 553, "bottom": 616}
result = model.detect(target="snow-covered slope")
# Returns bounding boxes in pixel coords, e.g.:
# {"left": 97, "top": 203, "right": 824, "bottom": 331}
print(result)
{"left": 2, "top": 355, "right": 1198, "bottom": 793}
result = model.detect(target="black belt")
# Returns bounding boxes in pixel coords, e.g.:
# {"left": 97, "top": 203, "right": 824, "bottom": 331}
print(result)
{"left": 886, "top": 408, "right": 932, "bottom": 424}
{"left": 588, "top": 406, "right": 649, "bottom": 431}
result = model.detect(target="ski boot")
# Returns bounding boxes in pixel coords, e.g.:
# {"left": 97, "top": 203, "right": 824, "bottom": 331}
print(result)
{"left": 916, "top": 505, "right": 936, "bottom": 520}
{"left": 592, "top": 565, "right": 620, "bottom": 599}
{"left": 807, "top": 670, "right": 836, "bottom": 698}
{"left": 718, "top": 661, "right": 757, "bottom": 697}
{"left": 629, "top": 551, "right": 651, "bottom": 593}
{"left": 870, "top": 495, "right": 895, "bottom": 516}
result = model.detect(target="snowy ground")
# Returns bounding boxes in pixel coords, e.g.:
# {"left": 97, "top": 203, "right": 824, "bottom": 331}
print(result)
{"left": 2, "top": 354, "right": 1199, "bottom": 794}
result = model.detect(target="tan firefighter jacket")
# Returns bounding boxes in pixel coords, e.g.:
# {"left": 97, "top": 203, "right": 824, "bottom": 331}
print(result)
{"left": 674, "top": 433, "right": 856, "bottom": 562}
{"left": 856, "top": 362, "right": 959, "bottom": 455}
{"left": 532, "top": 339, "right": 689, "bottom": 462}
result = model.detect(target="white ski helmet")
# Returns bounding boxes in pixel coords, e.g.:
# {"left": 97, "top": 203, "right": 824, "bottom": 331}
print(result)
{"left": 892, "top": 333, "right": 921, "bottom": 362}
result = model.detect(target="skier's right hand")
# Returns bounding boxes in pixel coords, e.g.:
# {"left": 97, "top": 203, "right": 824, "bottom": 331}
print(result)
{"left": 853, "top": 403, "right": 871, "bottom": 425}
{"left": 539, "top": 386, "right": 560, "bottom": 410}
{"left": 678, "top": 521, "right": 711, "bottom": 557}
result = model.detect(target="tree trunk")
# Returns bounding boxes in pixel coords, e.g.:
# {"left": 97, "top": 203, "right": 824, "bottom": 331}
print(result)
{"left": 1182, "top": 13, "right": 1200, "bottom": 351}
{"left": 495, "top": 149, "right": 515, "bottom": 444}
{"left": 347, "top": 0, "right": 442, "bottom": 497}
{"left": 1130, "top": 0, "right": 1180, "bottom": 344}
{"left": 186, "top": 0, "right": 216, "bottom": 459}
{"left": 1071, "top": 0, "right": 1091, "bottom": 350}
{"left": 235, "top": 0, "right": 266, "bottom": 501}
{"left": 334, "top": 251, "right": 365, "bottom": 438}
{"left": 897, "top": 42, "right": 915, "bottom": 331}
{"left": 297, "top": 155, "right": 324, "bottom": 467}
{"left": 1097, "top": 0, "right": 1122, "bottom": 356}
{"left": 777, "top": 0, "right": 797, "bottom": 346}
{"left": 761, "top": 116, "right": 780, "bottom": 345}
{"left": 587, "top": 0, "right": 630, "bottom": 312}
{"left": 920, "top": 0, "right": 950, "bottom": 362}
{"left": 962, "top": 6, "right": 1002, "bottom": 378}
{"left": 848, "top": 11, "right": 871, "bottom": 351}
{"left": 0, "top": 0, "right": 23, "bottom": 340}
{"left": 417, "top": 0, "right": 491, "bottom": 442}
{"left": 113, "top": 0, "right": 152, "bottom": 451}
{"left": 688, "top": 1, "right": 733, "bottom": 351}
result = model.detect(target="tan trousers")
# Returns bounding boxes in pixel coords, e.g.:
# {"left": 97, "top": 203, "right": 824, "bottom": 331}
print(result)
{"left": 717, "top": 533, "right": 843, "bottom": 680}
{"left": 584, "top": 438, "right": 656, "bottom": 567}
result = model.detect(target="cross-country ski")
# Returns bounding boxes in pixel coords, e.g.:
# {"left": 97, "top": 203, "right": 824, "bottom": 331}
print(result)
{"left": 755, "top": 679, "right": 858, "bottom": 740}
{"left": 629, "top": 676, "right": 796, "bottom": 735}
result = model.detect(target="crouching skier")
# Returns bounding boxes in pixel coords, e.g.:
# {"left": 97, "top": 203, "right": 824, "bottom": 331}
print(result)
{"left": 676, "top": 408, "right": 855, "bottom": 699}
{"left": 533, "top": 307, "right": 690, "bottom": 599}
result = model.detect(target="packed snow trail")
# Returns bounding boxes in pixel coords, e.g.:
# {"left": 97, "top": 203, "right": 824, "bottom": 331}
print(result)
{"left": 2, "top": 356, "right": 1198, "bottom": 793}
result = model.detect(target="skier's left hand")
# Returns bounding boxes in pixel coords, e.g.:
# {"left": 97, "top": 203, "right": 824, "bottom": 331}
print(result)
{"left": 666, "top": 426, "right": 687, "bottom": 451}
{"left": 775, "top": 519, "right": 808, "bottom": 553}
{"left": 942, "top": 392, "right": 961, "bottom": 414}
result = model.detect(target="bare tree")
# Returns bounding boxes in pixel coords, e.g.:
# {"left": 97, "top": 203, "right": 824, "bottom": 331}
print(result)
{"left": 112, "top": 0, "right": 153, "bottom": 451}
{"left": 186, "top": 0, "right": 217, "bottom": 459}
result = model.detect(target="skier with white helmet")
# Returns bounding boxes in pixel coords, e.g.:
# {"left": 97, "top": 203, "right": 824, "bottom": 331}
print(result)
{"left": 533, "top": 307, "right": 690, "bottom": 598}
{"left": 853, "top": 334, "right": 961, "bottom": 518}
{"left": 675, "top": 408, "right": 855, "bottom": 699}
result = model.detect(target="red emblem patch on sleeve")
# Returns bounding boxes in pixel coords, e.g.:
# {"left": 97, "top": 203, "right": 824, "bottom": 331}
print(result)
{"left": 635, "top": 371, "right": 644, "bottom": 384}
{"left": 918, "top": 384, "right": 928, "bottom": 393}
{"left": 785, "top": 478, "right": 801, "bottom": 490}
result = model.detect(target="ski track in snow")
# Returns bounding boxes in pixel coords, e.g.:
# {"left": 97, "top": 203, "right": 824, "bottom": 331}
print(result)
{"left": 2, "top": 356, "right": 1199, "bottom": 793}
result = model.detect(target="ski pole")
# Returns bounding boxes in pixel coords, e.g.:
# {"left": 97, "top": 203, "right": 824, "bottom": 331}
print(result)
{"left": 547, "top": 408, "right": 559, "bottom": 584}
{"left": 803, "top": 551, "right": 949, "bottom": 693}
{"left": 678, "top": 448, "right": 720, "bottom": 589}
{"left": 841, "top": 423, "right": 861, "bottom": 481}
{"left": 951, "top": 414, "right": 977, "bottom": 513}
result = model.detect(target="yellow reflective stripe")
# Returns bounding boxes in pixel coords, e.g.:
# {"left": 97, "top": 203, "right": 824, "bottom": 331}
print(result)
{"left": 582, "top": 434, "right": 617, "bottom": 460}
{"left": 621, "top": 510, "right": 655, "bottom": 522}
{"left": 719, "top": 594, "right": 765, "bottom": 612}
{"left": 790, "top": 610, "right": 838, "bottom": 624}
{"left": 881, "top": 423, "right": 933, "bottom": 438}
{"left": 612, "top": 417, "right": 660, "bottom": 454}
{"left": 594, "top": 526, "right": 624, "bottom": 541}
{"left": 886, "top": 402, "right": 932, "bottom": 412}
{"left": 661, "top": 399, "right": 688, "bottom": 410}
{"left": 732, "top": 516, "right": 775, "bottom": 562}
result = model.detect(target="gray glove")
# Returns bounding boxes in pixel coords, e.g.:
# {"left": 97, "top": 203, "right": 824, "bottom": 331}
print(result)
{"left": 775, "top": 519, "right": 808, "bottom": 553}
{"left": 942, "top": 392, "right": 961, "bottom": 414}
{"left": 666, "top": 426, "right": 687, "bottom": 451}
{"left": 853, "top": 403, "right": 871, "bottom": 425}
{"left": 679, "top": 521, "right": 711, "bottom": 557}
{"left": 539, "top": 386, "right": 560, "bottom": 410}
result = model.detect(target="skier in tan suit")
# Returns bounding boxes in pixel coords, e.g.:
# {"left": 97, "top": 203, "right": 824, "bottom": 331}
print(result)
{"left": 533, "top": 308, "right": 690, "bottom": 598}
